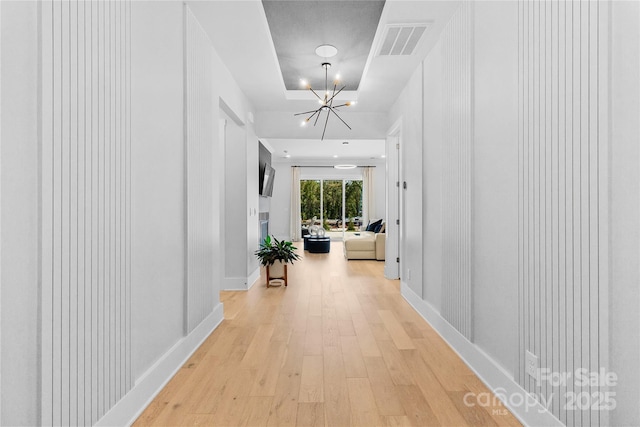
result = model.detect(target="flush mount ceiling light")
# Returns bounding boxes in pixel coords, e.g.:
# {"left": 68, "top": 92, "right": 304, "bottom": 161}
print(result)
{"left": 334, "top": 164, "right": 357, "bottom": 169}
{"left": 315, "top": 44, "right": 338, "bottom": 58}
{"left": 295, "top": 62, "right": 352, "bottom": 140}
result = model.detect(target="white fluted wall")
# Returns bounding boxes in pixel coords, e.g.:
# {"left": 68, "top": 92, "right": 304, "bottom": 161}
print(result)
{"left": 184, "top": 5, "right": 215, "bottom": 333}
{"left": 440, "top": 2, "right": 474, "bottom": 340}
{"left": 517, "top": 1, "right": 609, "bottom": 426}
{"left": 40, "top": 1, "right": 132, "bottom": 424}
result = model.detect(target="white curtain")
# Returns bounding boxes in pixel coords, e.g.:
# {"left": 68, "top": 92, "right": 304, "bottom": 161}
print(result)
{"left": 289, "top": 166, "right": 301, "bottom": 241}
{"left": 362, "top": 166, "right": 375, "bottom": 227}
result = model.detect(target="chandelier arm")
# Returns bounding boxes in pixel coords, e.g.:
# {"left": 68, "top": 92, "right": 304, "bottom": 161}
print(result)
{"left": 321, "top": 109, "right": 330, "bottom": 140}
{"left": 313, "top": 109, "right": 322, "bottom": 126}
{"left": 308, "top": 87, "right": 323, "bottom": 102}
{"left": 326, "top": 85, "right": 346, "bottom": 104}
{"left": 294, "top": 109, "right": 321, "bottom": 116}
{"left": 332, "top": 103, "right": 350, "bottom": 108}
{"left": 329, "top": 107, "right": 352, "bottom": 130}
{"left": 303, "top": 109, "right": 321, "bottom": 125}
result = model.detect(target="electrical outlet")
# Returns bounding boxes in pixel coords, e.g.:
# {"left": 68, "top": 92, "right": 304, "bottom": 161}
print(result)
{"left": 525, "top": 350, "right": 539, "bottom": 383}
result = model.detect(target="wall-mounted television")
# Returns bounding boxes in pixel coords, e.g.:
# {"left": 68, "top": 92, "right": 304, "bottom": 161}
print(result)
{"left": 260, "top": 164, "right": 276, "bottom": 197}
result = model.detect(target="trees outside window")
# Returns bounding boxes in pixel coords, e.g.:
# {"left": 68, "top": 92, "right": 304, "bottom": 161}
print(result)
{"left": 300, "top": 180, "right": 320, "bottom": 226}
{"left": 300, "top": 178, "right": 363, "bottom": 238}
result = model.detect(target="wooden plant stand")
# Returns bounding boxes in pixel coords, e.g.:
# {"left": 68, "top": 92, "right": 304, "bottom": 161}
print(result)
{"left": 266, "top": 264, "right": 287, "bottom": 288}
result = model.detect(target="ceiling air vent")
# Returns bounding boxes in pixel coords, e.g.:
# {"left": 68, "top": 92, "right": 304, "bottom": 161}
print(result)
{"left": 376, "top": 24, "right": 431, "bottom": 56}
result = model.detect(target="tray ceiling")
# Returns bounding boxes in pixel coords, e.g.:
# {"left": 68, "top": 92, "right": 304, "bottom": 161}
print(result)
{"left": 262, "top": 1, "right": 385, "bottom": 91}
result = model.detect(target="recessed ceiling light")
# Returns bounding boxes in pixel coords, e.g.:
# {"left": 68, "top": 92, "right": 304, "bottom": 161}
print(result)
{"left": 285, "top": 154, "right": 291, "bottom": 158}
{"left": 315, "top": 44, "right": 338, "bottom": 58}
{"left": 334, "top": 164, "right": 357, "bottom": 169}
{"left": 342, "top": 141, "right": 349, "bottom": 145}
{"left": 333, "top": 155, "right": 338, "bottom": 158}
{"left": 381, "top": 154, "right": 386, "bottom": 158}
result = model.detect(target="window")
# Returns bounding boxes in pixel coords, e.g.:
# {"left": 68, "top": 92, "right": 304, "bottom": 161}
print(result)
{"left": 300, "top": 178, "right": 363, "bottom": 240}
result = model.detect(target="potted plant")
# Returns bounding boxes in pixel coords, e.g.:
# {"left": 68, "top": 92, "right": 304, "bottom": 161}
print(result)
{"left": 255, "top": 235, "right": 301, "bottom": 287}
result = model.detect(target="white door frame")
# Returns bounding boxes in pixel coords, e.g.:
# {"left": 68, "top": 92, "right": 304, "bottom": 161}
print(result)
{"left": 385, "top": 119, "right": 402, "bottom": 279}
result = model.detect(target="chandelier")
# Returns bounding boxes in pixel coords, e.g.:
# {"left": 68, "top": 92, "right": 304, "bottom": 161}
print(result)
{"left": 295, "top": 62, "right": 352, "bottom": 140}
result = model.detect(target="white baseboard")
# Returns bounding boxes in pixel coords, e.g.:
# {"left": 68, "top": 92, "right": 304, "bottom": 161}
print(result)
{"left": 384, "top": 263, "right": 399, "bottom": 280}
{"left": 401, "top": 283, "right": 563, "bottom": 427}
{"left": 247, "top": 267, "right": 260, "bottom": 290}
{"left": 222, "top": 276, "right": 247, "bottom": 290}
{"left": 95, "top": 303, "right": 224, "bottom": 427}
{"left": 223, "top": 270, "right": 261, "bottom": 291}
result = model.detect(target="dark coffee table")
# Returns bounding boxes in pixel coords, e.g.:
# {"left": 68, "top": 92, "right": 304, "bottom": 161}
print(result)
{"left": 304, "top": 236, "right": 330, "bottom": 253}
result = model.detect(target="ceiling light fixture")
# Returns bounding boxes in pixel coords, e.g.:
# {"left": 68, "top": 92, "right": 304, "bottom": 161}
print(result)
{"left": 295, "top": 62, "right": 352, "bottom": 140}
{"left": 315, "top": 44, "right": 337, "bottom": 58}
{"left": 334, "top": 164, "right": 357, "bottom": 170}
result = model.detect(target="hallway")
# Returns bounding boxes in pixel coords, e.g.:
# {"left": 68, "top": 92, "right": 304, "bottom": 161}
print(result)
{"left": 135, "top": 242, "right": 520, "bottom": 426}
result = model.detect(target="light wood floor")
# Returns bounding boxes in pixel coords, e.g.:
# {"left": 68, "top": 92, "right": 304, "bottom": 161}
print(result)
{"left": 134, "top": 242, "right": 521, "bottom": 427}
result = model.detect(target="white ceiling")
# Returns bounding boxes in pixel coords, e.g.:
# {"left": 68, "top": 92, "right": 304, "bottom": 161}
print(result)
{"left": 187, "top": 0, "right": 460, "bottom": 159}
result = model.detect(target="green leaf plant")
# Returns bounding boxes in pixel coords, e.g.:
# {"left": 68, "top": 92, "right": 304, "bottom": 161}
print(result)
{"left": 254, "top": 235, "right": 302, "bottom": 267}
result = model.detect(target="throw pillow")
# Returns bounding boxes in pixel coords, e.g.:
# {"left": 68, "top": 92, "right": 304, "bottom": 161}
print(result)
{"left": 367, "top": 219, "right": 382, "bottom": 232}
{"left": 379, "top": 223, "right": 386, "bottom": 233}
{"left": 373, "top": 224, "right": 383, "bottom": 233}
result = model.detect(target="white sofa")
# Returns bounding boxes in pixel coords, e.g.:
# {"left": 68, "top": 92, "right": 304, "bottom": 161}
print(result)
{"left": 343, "top": 231, "right": 386, "bottom": 260}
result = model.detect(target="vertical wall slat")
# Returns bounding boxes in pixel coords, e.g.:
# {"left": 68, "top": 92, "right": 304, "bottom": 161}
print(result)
{"left": 41, "top": 1, "right": 54, "bottom": 424}
{"left": 41, "top": 1, "right": 131, "bottom": 424}
{"left": 440, "top": 2, "right": 473, "bottom": 340}
{"left": 184, "top": 5, "right": 215, "bottom": 333}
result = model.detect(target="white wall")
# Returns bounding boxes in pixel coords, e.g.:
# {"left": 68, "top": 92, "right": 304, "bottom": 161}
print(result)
{"left": 246, "top": 130, "right": 260, "bottom": 277}
{"left": 0, "top": 1, "right": 256, "bottom": 424}
{"left": 223, "top": 114, "right": 248, "bottom": 281}
{"left": 421, "top": 38, "right": 443, "bottom": 310}
{"left": 472, "top": 0, "right": 518, "bottom": 383}
{"left": 609, "top": 2, "right": 640, "bottom": 425}
{"left": 393, "top": 1, "right": 639, "bottom": 426}
{"left": 132, "top": 0, "right": 185, "bottom": 383}
{"left": 0, "top": 2, "right": 40, "bottom": 424}
{"left": 185, "top": 6, "right": 217, "bottom": 333}
{"left": 389, "top": 65, "right": 424, "bottom": 297}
